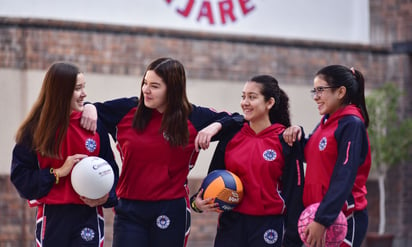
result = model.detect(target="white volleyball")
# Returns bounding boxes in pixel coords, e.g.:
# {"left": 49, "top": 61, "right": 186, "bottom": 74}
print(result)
{"left": 71, "top": 156, "right": 114, "bottom": 199}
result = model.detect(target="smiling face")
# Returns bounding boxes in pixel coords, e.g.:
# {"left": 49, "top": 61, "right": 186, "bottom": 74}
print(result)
{"left": 241, "top": 81, "right": 274, "bottom": 123}
{"left": 142, "top": 70, "right": 168, "bottom": 113}
{"left": 312, "top": 75, "right": 345, "bottom": 116}
{"left": 70, "top": 73, "right": 87, "bottom": 112}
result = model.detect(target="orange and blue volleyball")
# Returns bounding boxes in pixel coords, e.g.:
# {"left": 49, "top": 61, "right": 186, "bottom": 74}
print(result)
{"left": 200, "top": 169, "right": 244, "bottom": 211}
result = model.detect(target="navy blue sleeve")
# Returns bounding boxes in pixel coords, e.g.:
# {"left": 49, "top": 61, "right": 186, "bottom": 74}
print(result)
{"left": 189, "top": 107, "right": 243, "bottom": 211}
{"left": 212, "top": 113, "right": 244, "bottom": 141}
{"left": 190, "top": 105, "right": 244, "bottom": 172}
{"left": 96, "top": 120, "right": 119, "bottom": 208}
{"left": 10, "top": 140, "right": 55, "bottom": 200}
{"left": 280, "top": 132, "right": 305, "bottom": 247}
{"left": 189, "top": 104, "right": 243, "bottom": 136}
{"left": 207, "top": 120, "right": 243, "bottom": 174}
{"left": 94, "top": 97, "right": 138, "bottom": 141}
{"left": 315, "top": 116, "right": 369, "bottom": 226}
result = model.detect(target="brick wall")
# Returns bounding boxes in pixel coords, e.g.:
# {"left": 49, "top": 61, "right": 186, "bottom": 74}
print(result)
{"left": 370, "top": 0, "right": 412, "bottom": 45}
{"left": 385, "top": 163, "right": 412, "bottom": 246}
{"left": 370, "top": 0, "right": 412, "bottom": 117}
{"left": 0, "top": 175, "right": 33, "bottom": 246}
{"left": 0, "top": 18, "right": 395, "bottom": 86}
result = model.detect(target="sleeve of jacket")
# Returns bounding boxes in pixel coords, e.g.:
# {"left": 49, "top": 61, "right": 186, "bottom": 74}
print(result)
{"left": 10, "top": 138, "right": 55, "bottom": 200}
{"left": 314, "top": 116, "right": 368, "bottom": 227}
{"left": 207, "top": 121, "right": 243, "bottom": 173}
{"left": 93, "top": 97, "right": 138, "bottom": 140}
{"left": 96, "top": 119, "right": 119, "bottom": 208}
{"left": 189, "top": 104, "right": 244, "bottom": 139}
{"left": 280, "top": 128, "right": 306, "bottom": 247}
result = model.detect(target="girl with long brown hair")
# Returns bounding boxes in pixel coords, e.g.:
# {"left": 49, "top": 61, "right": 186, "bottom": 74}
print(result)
{"left": 81, "top": 57, "right": 241, "bottom": 247}
{"left": 11, "top": 61, "right": 118, "bottom": 247}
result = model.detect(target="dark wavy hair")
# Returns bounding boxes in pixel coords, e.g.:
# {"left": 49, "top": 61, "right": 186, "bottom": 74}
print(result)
{"left": 249, "top": 75, "right": 291, "bottom": 127}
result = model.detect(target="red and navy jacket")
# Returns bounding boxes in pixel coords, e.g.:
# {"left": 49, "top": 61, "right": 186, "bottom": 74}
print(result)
{"left": 303, "top": 104, "right": 371, "bottom": 227}
{"left": 11, "top": 111, "right": 119, "bottom": 208}
{"left": 206, "top": 121, "right": 305, "bottom": 247}
{"left": 92, "top": 97, "right": 241, "bottom": 201}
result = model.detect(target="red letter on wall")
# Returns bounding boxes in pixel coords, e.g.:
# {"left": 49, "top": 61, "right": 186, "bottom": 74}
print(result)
{"left": 197, "top": 1, "right": 215, "bottom": 25}
{"left": 177, "top": 0, "right": 195, "bottom": 17}
{"left": 239, "top": 0, "right": 255, "bottom": 15}
{"left": 219, "top": 0, "right": 236, "bottom": 24}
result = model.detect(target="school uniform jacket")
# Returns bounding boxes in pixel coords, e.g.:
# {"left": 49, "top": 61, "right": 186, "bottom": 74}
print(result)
{"left": 92, "top": 97, "right": 240, "bottom": 201}
{"left": 303, "top": 104, "right": 371, "bottom": 227}
{"left": 207, "top": 121, "right": 305, "bottom": 247}
{"left": 11, "top": 111, "right": 119, "bottom": 208}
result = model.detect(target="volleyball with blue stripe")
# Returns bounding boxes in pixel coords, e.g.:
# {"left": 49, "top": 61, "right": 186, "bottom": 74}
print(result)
{"left": 200, "top": 170, "right": 244, "bottom": 211}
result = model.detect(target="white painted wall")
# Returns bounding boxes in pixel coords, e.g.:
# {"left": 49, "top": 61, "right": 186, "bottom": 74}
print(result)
{"left": 0, "top": 0, "right": 370, "bottom": 44}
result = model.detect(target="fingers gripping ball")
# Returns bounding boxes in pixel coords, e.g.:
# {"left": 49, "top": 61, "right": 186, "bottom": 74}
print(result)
{"left": 71, "top": 156, "right": 114, "bottom": 199}
{"left": 298, "top": 203, "right": 348, "bottom": 247}
{"left": 200, "top": 170, "right": 244, "bottom": 212}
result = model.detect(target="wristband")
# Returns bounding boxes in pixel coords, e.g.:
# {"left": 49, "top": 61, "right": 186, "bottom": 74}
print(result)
{"left": 190, "top": 197, "right": 203, "bottom": 213}
{"left": 49, "top": 168, "right": 59, "bottom": 184}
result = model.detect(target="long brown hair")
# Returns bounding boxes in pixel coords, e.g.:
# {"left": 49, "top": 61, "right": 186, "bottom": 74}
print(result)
{"left": 133, "top": 57, "right": 192, "bottom": 146}
{"left": 15, "top": 62, "right": 80, "bottom": 158}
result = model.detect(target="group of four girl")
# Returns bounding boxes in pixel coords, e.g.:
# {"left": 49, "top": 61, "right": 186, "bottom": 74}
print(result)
{"left": 11, "top": 57, "right": 371, "bottom": 247}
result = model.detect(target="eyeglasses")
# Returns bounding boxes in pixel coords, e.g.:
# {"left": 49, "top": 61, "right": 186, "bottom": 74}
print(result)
{"left": 310, "top": 86, "right": 340, "bottom": 97}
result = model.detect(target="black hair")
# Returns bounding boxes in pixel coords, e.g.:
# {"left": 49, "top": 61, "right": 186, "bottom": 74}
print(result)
{"left": 249, "top": 75, "right": 291, "bottom": 127}
{"left": 316, "top": 65, "right": 369, "bottom": 127}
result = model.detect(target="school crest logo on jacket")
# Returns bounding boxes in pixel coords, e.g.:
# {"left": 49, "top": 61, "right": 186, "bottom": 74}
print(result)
{"left": 85, "top": 138, "right": 97, "bottom": 152}
{"left": 263, "top": 149, "right": 277, "bottom": 161}
{"left": 319, "top": 137, "right": 327, "bottom": 151}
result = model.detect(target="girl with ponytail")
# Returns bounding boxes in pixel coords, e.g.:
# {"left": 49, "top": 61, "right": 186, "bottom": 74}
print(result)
{"left": 191, "top": 75, "right": 305, "bottom": 247}
{"left": 283, "top": 65, "right": 371, "bottom": 247}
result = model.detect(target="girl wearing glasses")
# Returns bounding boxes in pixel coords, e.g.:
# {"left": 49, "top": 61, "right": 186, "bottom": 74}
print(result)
{"left": 283, "top": 65, "right": 371, "bottom": 247}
